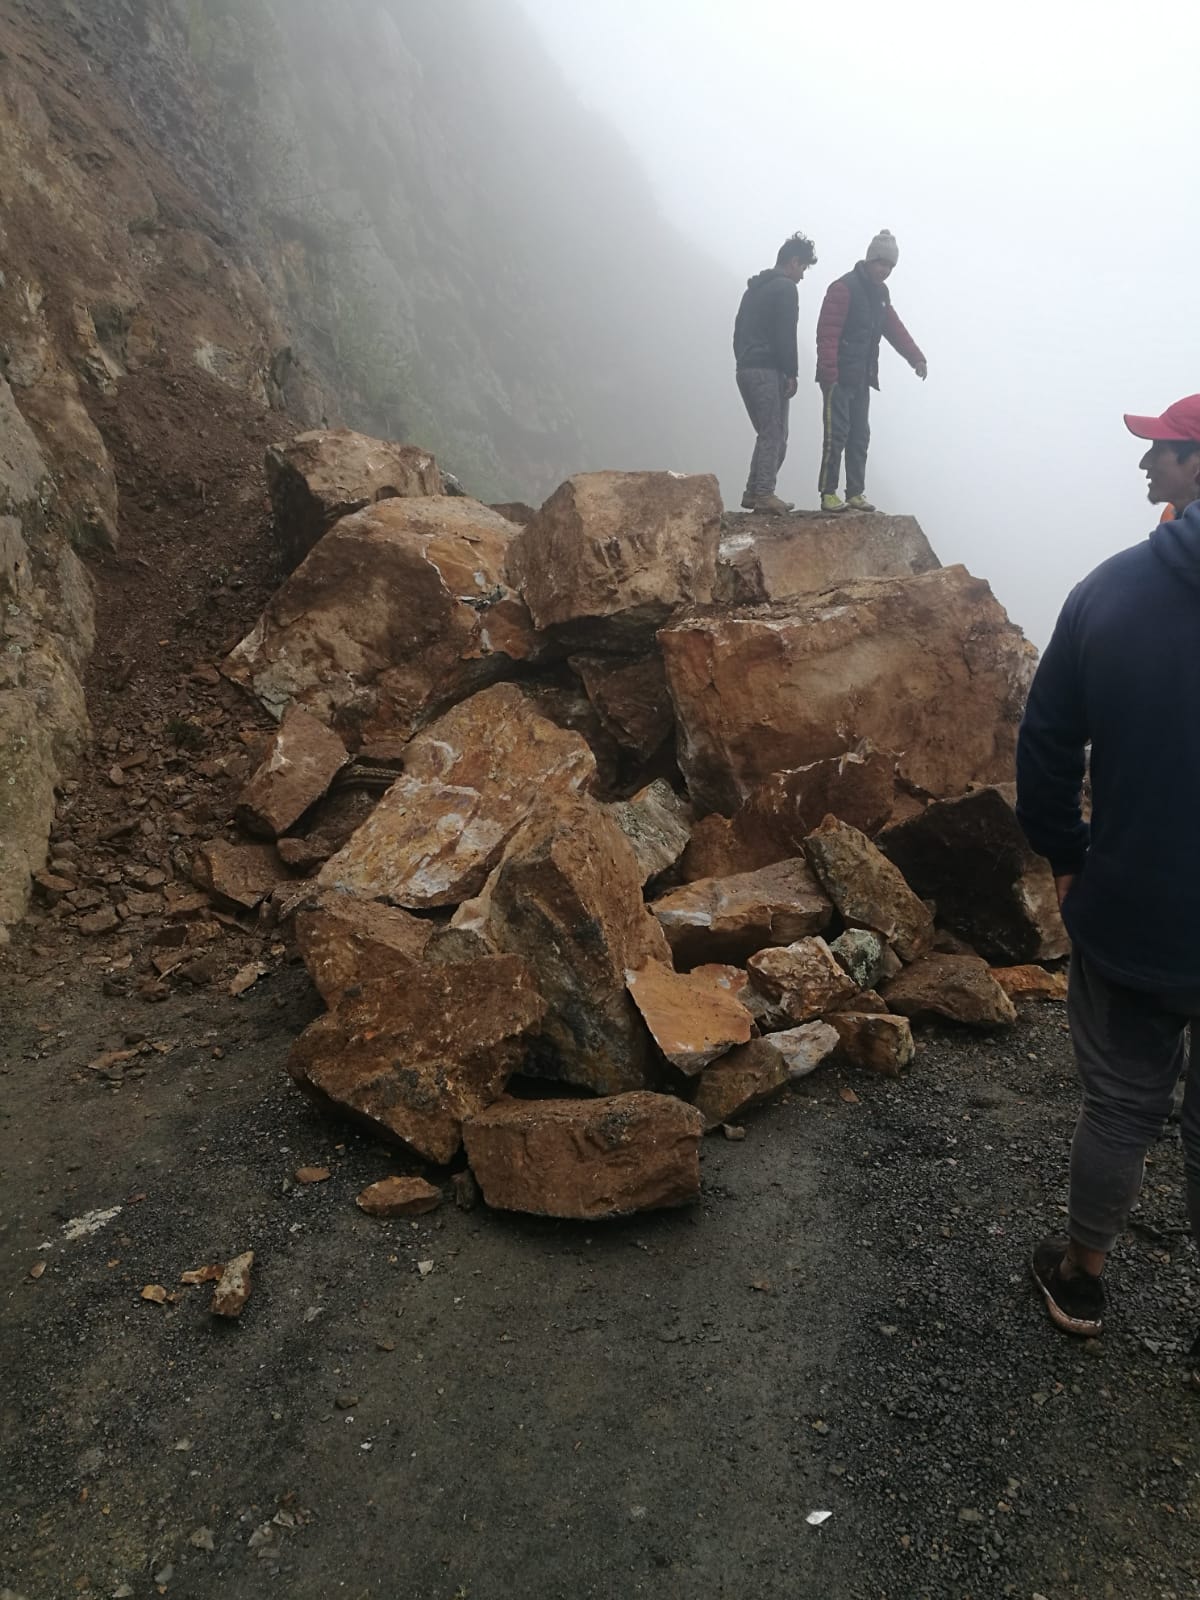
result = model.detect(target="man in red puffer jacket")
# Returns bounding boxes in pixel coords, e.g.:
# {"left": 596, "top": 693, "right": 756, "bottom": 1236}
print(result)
{"left": 815, "top": 229, "right": 927, "bottom": 514}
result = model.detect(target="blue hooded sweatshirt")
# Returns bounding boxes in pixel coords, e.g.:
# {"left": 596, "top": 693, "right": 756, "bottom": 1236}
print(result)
{"left": 1016, "top": 500, "right": 1200, "bottom": 993}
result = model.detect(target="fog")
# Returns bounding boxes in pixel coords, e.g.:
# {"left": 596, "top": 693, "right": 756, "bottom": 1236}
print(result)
{"left": 519, "top": 0, "right": 1200, "bottom": 647}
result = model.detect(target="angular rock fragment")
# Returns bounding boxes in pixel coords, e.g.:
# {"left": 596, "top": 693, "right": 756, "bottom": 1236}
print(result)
{"left": 192, "top": 840, "right": 283, "bottom": 912}
{"left": 882, "top": 954, "right": 1017, "bottom": 1029}
{"left": 356, "top": 1176, "right": 442, "bottom": 1218}
{"left": 423, "top": 890, "right": 499, "bottom": 966}
{"left": 507, "top": 471, "right": 721, "bottom": 649}
{"left": 267, "top": 427, "right": 442, "bottom": 568}
{"left": 746, "top": 937, "right": 858, "bottom": 1022}
{"left": 650, "top": 857, "right": 831, "bottom": 968}
{"left": 692, "top": 1038, "right": 791, "bottom": 1127}
{"left": 287, "top": 955, "right": 546, "bottom": 1162}
{"left": 609, "top": 780, "right": 691, "bottom": 885}
{"left": 878, "top": 785, "right": 1069, "bottom": 964}
{"left": 317, "top": 684, "right": 594, "bottom": 908}
{"left": 210, "top": 1251, "right": 254, "bottom": 1319}
{"left": 829, "top": 929, "right": 888, "bottom": 990}
{"left": 489, "top": 501, "right": 537, "bottom": 526}
{"left": 828, "top": 1012, "right": 915, "bottom": 1075}
{"left": 294, "top": 891, "right": 434, "bottom": 1005}
{"left": 463, "top": 1092, "right": 704, "bottom": 1219}
{"left": 766, "top": 1020, "right": 841, "bottom": 1080}
{"left": 570, "top": 652, "right": 675, "bottom": 759}
{"left": 803, "top": 816, "right": 933, "bottom": 961}
{"left": 991, "top": 965, "right": 1068, "bottom": 1002}
{"left": 235, "top": 706, "right": 349, "bottom": 839}
{"left": 224, "top": 497, "right": 541, "bottom": 743}
{"left": 660, "top": 566, "right": 1035, "bottom": 814}
{"left": 481, "top": 797, "right": 670, "bottom": 1094}
{"left": 714, "top": 511, "right": 939, "bottom": 606}
{"left": 625, "top": 959, "right": 753, "bottom": 1076}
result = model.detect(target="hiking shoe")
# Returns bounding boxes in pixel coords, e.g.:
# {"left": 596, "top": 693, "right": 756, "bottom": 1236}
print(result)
{"left": 746, "top": 493, "right": 793, "bottom": 515}
{"left": 820, "top": 493, "right": 846, "bottom": 513}
{"left": 1030, "top": 1235, "right": 1105, "bottom": 1337}
{"left": 845, "top": 494, "right": 877, "bottom": 512}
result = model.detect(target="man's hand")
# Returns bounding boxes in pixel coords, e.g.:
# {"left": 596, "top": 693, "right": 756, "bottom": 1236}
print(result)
{"left": 915, "top": 361, "right": 928, "bottom": 380}
{"left": 784, "top": 376, "right": 798, "bottom": 399}
{"left": 1054, "top": 874, "right": 1075, "bottom": 909}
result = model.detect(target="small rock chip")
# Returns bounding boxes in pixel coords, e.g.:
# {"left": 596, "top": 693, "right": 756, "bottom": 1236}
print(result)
{"left": 28, "top": 1261, "right": 46, "bottom": 1280}
{"left": 356, "top": 1176, "right": 442, "bottom": 1218}
{"left": 210, "top": 1250, "right": 254, "bottom": 1318}
{"left": 295, "top": 1165, "right": 332, "bottom": 1185}
{"left": 79, "top": 907, "right": 119, "bottom": 937}
{"left": 451, "top": 1170, "right": 479, "bottom": 1212}
{"left": 180, "top": 1264, "right": 223, "bottom": 1285}
{"left": 334, "top": 1392, "right": 360, "bottom": 1411}
{"left": 188, "top": 1526, "right": 216, "bottom": 1551}
{"left": 417, "top": 1259, "right": 435, "bottom": 1277}
{"left": 141, "top": 1283, "right": 168, "bottom": 1304}
{"left": 230, "top": 962, "right": 268, "bottom": 997}
{"left": 722, "top": 1123, "right": 746, "bottom": 1141}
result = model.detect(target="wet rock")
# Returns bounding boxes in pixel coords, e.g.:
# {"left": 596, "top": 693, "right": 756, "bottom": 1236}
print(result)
{"left": 625, "top": 958, "right": 753, "bottom": 1075}
{"left": 569, "top": 652, "right": 674, "bottom": 759}
{"left": 882, "top": 953, "right": 1017, "bottom": 1029}
{"left": 480, "top": 796, "right": 670, "bottom": 1094}
{"left": 210, "top": 1250, "right": 254, "bottom": 1318}
{"left": 317, "top": 684, "right": 594, "bottom": 908}
{"left": 746, "top": 938, "right": 858, "bottom": 1022}
{"left": 715, "top": 511, "right": 939, "bottom": 606}
{"left": 609, "top": 780, "right": 691, "bottom": 885}
{"left": 650, "top": 857, "right": 832, "bottom": 969}
{"left": 507, "top": 471, "right": 721, "bottom": 649}
{"left": 828, "top": 1012, "right": 915, "bottom": 1075}
{"left": 767, "top": 1020, "right": 841, "bottom": 1079}
{"left": 803, "top": 815, "right": 933, "bottom": 961}
{"left": 192, "top": 839, "right": 283, "bottom": 913}
{"left": 294, "top": 890, "right": 434, "bottom": 1005}
{"left": 224, "top": 497, "right": 541, "bottom": 744}
{"left": 829, "top": 929, "right": 888, "bottom": 990}
{"left": 692, "top": 1038, "right": 791, "bottom": 1127}
{"left": 356, "top": 1176, "right": 442, "bottom": 1217}
{"left": 235, "top": 706, "right": 348, "bottom": 839}
{"left": 266, "top": 427, "right": 442, "bottom": 568}
{"left": 878, "top": 784, "right": 1069, "bottom": 963}
{"left": 288, "top": 954, "right": 546, "bottom": 1162}
{"left": 991, "top": 964, "right": 1068, "bottom": 1002}
{"left": 661, "top": 566, "right": 1034, "bottom": 814}
{"left": 463, "top": 1091, "right": 704, "bottom": 1219}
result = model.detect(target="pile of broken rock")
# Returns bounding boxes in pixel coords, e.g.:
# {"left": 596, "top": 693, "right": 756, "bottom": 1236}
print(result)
{"left": 189, "top": 429, "right": 1066, "bottom": 1221}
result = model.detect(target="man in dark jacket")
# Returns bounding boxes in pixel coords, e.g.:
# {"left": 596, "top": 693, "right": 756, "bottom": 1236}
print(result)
{"left": 1017, "top": 395, "right": 1200, "bottom": 1360}
{"left": 733, "top": 231, "right": 816, "bottom": 515}
{"left": 815, "top": 229, "right": 926, "bottom": 513}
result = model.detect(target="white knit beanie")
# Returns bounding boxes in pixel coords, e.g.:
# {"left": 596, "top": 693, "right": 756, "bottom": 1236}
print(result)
{"left": 865, "top": 229, "right": 899, "bottom": 266}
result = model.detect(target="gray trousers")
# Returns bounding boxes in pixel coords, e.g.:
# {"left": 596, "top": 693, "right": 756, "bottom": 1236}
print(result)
{"left": 819, "top": 382, "right": 871, "bottom": 497}
{"left": 737, "top": 367, "right": 789, "bottom": 498}
{"left": 1067, "top": 950, "right": 1200, "bottom": 1254}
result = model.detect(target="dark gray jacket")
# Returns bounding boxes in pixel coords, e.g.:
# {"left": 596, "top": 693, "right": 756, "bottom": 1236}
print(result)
{"left": 733, "top": 269, "right": 799, "bottom": 379}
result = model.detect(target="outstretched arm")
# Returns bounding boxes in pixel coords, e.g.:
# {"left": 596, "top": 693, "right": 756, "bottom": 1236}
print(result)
{"left": 815, "top": 281, "right": 849, "bottom": 386}
{"left": 883, "top": 305, "right": 926, "bottom": 376}
{"left": 1016, "top": 596, "right": 1091, "bottom": 882}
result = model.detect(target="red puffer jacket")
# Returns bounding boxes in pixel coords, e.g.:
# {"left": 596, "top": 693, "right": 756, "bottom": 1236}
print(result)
{"left": 815, "top": 263, "right": 924, "bottom": 390}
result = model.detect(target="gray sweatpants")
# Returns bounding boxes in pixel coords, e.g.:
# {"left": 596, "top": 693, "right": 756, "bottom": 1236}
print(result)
{"left": 819, "top": 382, "right": 871, "bottom": 498}
{"left": 1067, "top": 950, "right": 1200, "bottom": 1254}
{"left": 737, "top": 367, "right": 790, "bottom": 498}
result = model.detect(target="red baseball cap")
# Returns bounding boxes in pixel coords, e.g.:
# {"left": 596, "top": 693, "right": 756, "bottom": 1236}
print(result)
{"left": 1124, "top": 394, "right": 1200, "bottom": 443}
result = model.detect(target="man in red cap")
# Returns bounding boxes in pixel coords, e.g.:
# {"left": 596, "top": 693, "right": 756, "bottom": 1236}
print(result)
{"left": 1124, "top": 393, "right": 1200, "bottom": 523}
{"left": 1016, "top": 396, "right": 1200, "bottom": 1383}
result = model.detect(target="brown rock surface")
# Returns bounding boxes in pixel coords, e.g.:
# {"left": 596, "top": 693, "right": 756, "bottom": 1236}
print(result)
{"left": 507, "top": 471, "right": 721, "bottom": 648}
{"left": 266, "top": 428, "right": 442, "bottom": 568}
{"left": 224, "top": 496, "right": 541, "bottom": 744}
{"left": 610, "top": 780, "right": 692, "bottom": 885}
{"left": 463, "top": 1092, "right": 704, "bottom": 1219}
{"left": 879, "top": 785, "right": 1069, "bottom": 964}
{"left": 692, "top": 1038, "right": 791, "bottom": 1127}
{"left": 235, "top": 706, "right": 349, "bottom": 839}
{"left": 660, "top": 566, "right": 1035, "bottom": 814}
{"left": 828, "top": 1012, "right": 916, "bottom": 1075}
{"left": 317, "top": 684, "right": 594, "bottom": 908}
{"left": 287, "top": 955, "right": 546, "bottom": 1162}
{"left": 746, "top": 938, "right": 858, "bottom": 1022}
{"left": 192, "top": 840, "right": 283, "bottom": 913}
{"left": 294, "top": 891, "right": 434, "bottom": 1005}
{"left": 715, "top": 511, "right": 939, "bottom": 606}
{"left": 882, "top": 953, "right": 1017, "bottom": 1029}
{"left": 991, "top": 965, "right": 1069, "bottom": 1002}
{"left": 650, "top": 857, "right": 832, "bottom": 968}
{"left": 210, "top": 1251, "right": 254, "bottom": 1319}
{"left": 625, "top": 959, "right": 753, "bottom": 1076}
{"left": 569, "top": 652, "right": 674, "bottom": 759}
{"left": 481, "top": 797, "right": 670, "bottom": 1094}
{"left": 356, "top": 1176, "right": 443, "bottom": 1218}
{"left": 803, "top": 816, "right": 934, "bottom": 961}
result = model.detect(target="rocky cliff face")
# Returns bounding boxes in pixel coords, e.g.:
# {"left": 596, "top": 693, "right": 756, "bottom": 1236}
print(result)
{"left": 0, "top": 0, "right": 741, "bottom": 930}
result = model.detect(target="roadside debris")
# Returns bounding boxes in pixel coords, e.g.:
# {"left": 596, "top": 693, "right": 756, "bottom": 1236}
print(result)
{"left": 210, "top": 1250, "right": 254, "bottom": 1318}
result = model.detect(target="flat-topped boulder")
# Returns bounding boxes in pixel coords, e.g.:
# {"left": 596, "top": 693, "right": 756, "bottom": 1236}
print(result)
{"left": 224, "top": 496, "right": 540, "bottom": 745}
{"left": 716, "top": 510, "right": 939, "bottom": 606}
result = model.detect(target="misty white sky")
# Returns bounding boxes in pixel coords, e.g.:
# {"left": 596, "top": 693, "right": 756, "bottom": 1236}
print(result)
{"left": 520, "top": 0, "right": 1200, "bottom": 646}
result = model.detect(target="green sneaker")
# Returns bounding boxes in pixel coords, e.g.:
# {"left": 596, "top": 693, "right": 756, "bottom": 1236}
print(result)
{"left": 820, "top": 493, "right": 846, "bottom": 513}
{"left": 845, "top": 494, "right": 877, "bottom": 512}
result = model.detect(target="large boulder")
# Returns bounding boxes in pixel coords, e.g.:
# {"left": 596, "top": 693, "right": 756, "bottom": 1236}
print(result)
{"left": 879, "top": 785, "right": 1069, "bottom": 964}
{"left": 882, "top": 953, "right": 1017, "bottom": 1029}
{"left": 649, "top": 857, "right": 832, "bottom": 968}
{"left": 803, "top": 815, "right": 934, "bottom": 962}
{"left": 235, "top": 706, "right": 349, "bottom": 839}
{"left": 463, "top": 1092, "right": 704, "bottom": 1219}
{"left": 745, "top": 937, "right": 859, "bottom": 1023}
{"left": 715, "top": 511, "right": 939, "bottom": 606}
{"left": 569, "top": 652, "right": 675, "bottom": 759}
{"left": 294, "top": 891, "right": 434, "bottom": 1005}
{"left": 478, "top": 796, "right": 671, "bottom": 1095}
{"left": 266, "top": 427, "right": 442, "bottom": 569}
{"left": 609, "top": 780, "right": 692, "bottom": 886}
{"left": 660, "top": 566, "right": 1036, "bottom": 814}
{"left": 317, "top": 684, "right": 595, "bottom": 908}
{"left": 224, "top": 497, "right": 541, "bottom": 744}
{"left": 507, "top": 471, "right": 721, "bottom": 649}
{"left": 287, "top": 955, "right": 546, "bottom": 1162}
